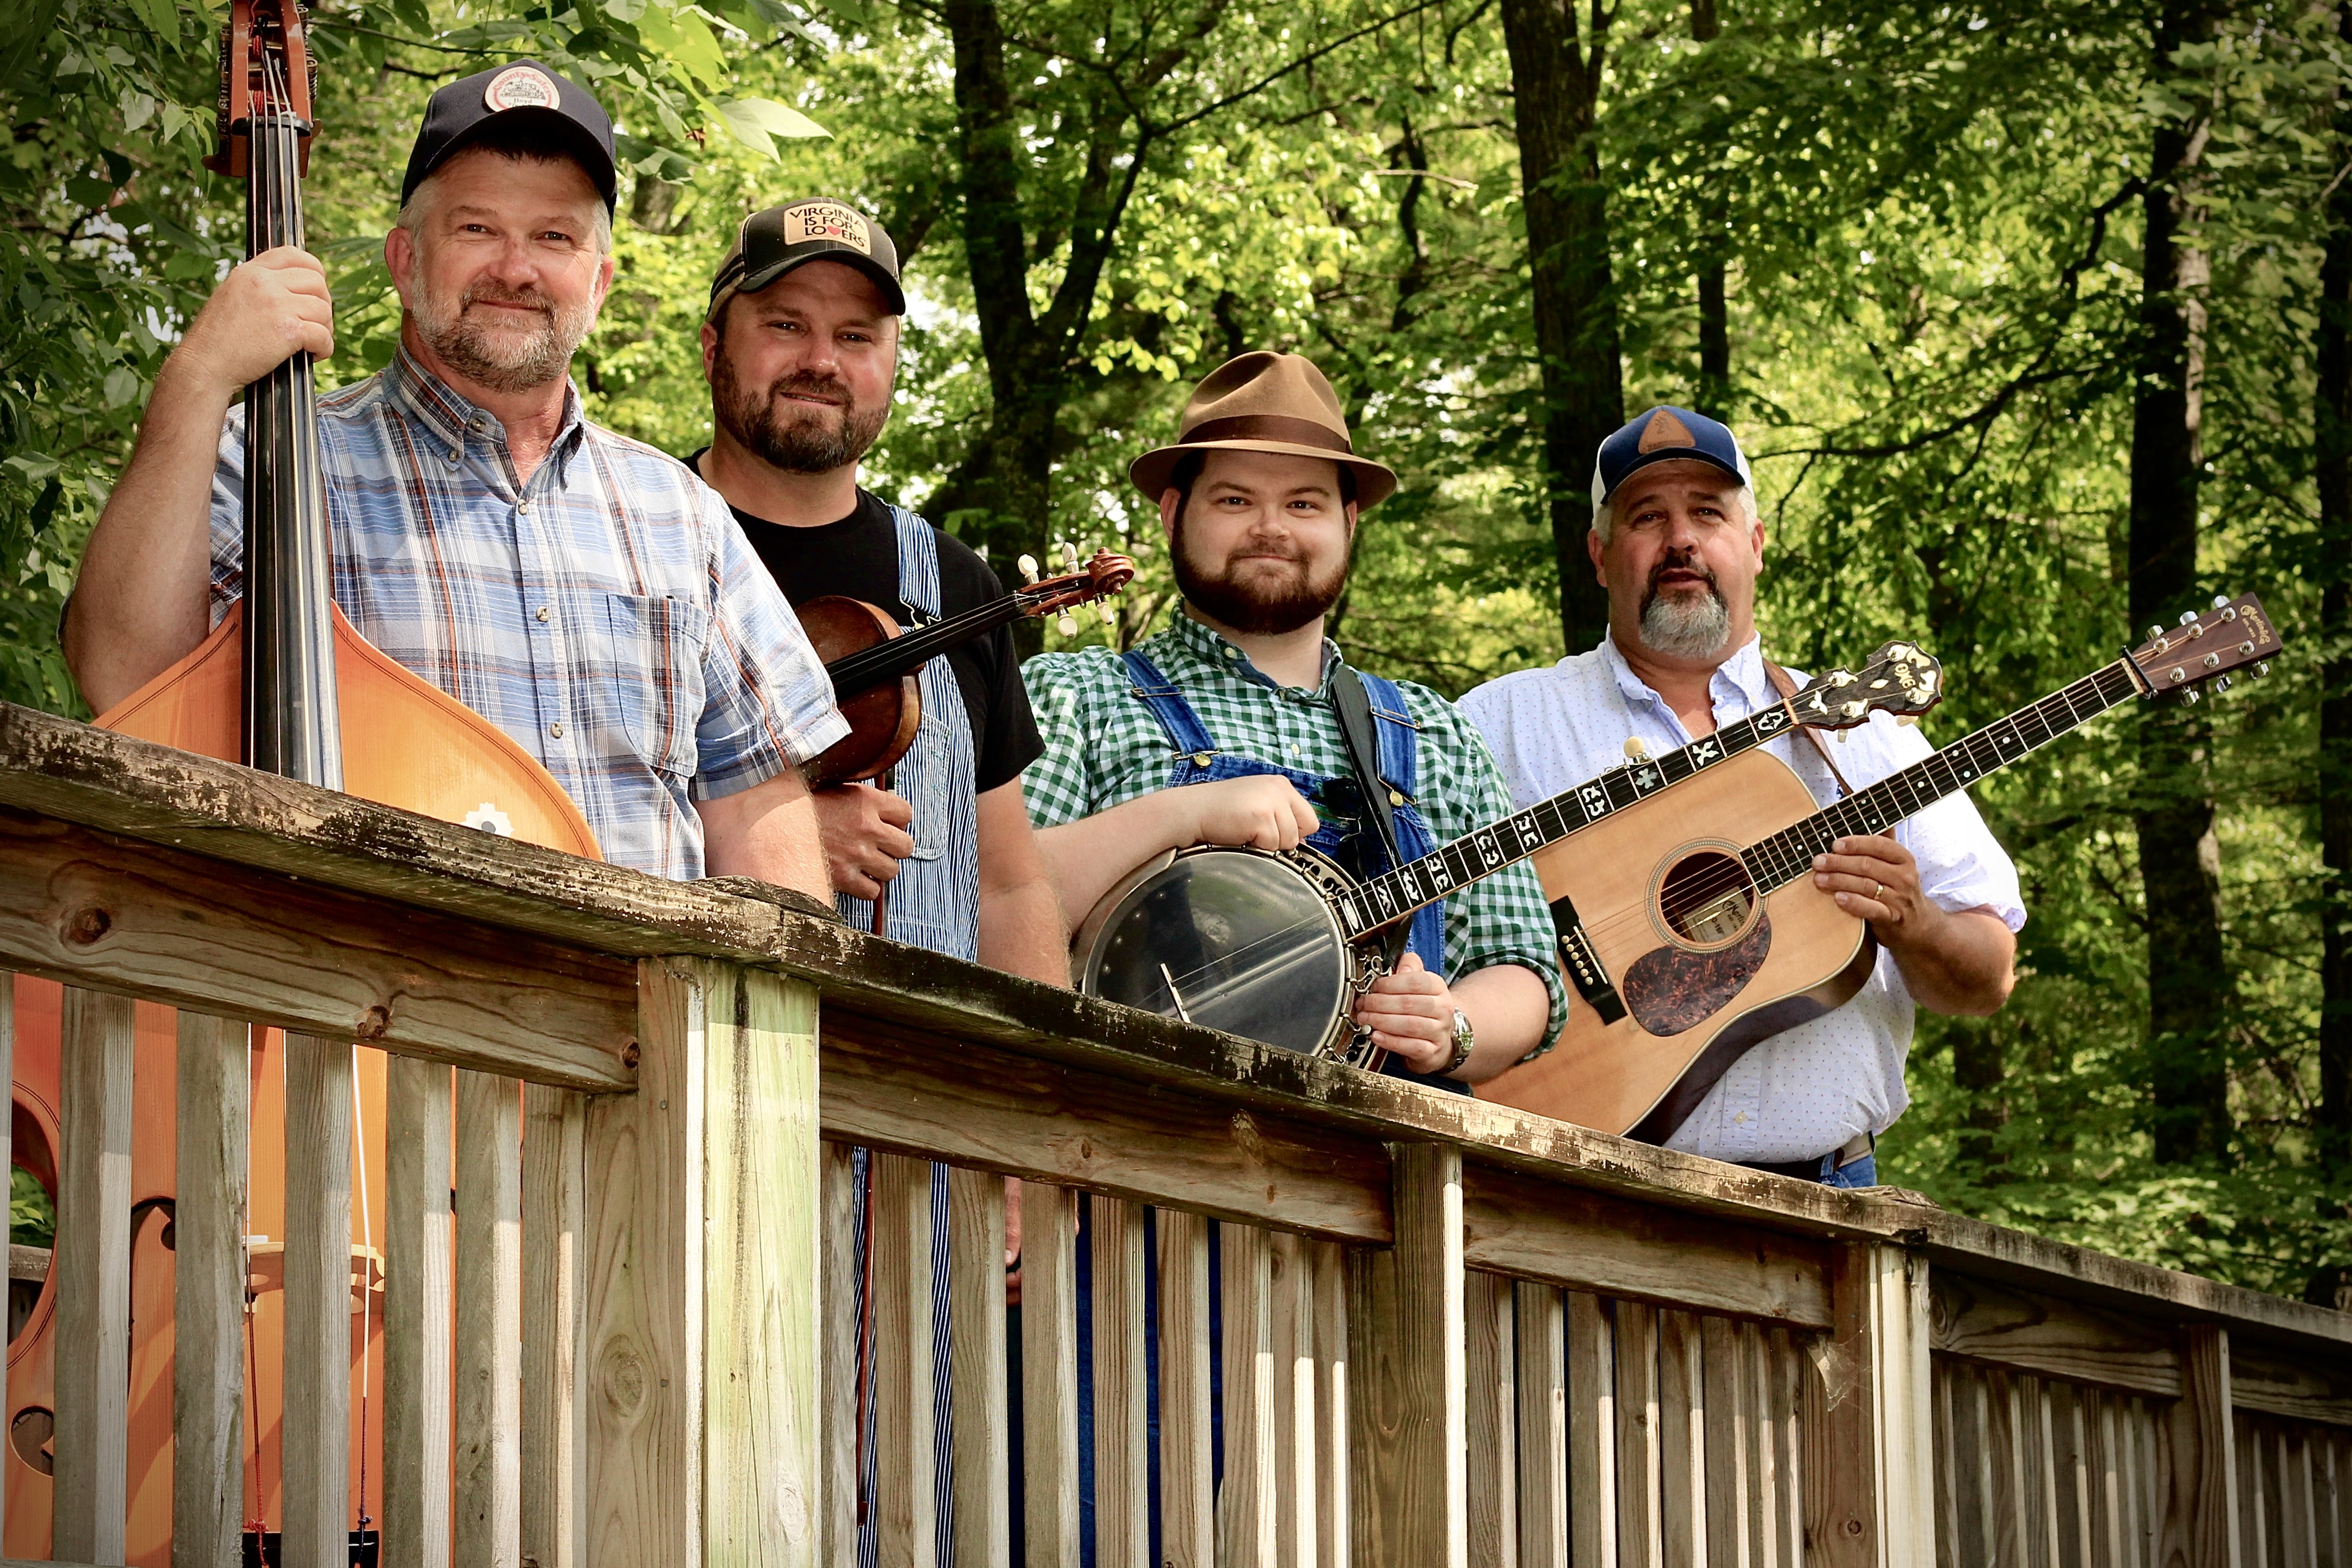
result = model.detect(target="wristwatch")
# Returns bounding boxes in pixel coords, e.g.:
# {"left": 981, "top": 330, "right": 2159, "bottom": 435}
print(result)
{"left": 1441, "top": 1007, "right": 1475, "bottom": 1076}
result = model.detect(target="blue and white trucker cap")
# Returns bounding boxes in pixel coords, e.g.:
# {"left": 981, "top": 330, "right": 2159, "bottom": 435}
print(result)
{"left": 1590, "top": 406, "right": 1754, "bottom": 509}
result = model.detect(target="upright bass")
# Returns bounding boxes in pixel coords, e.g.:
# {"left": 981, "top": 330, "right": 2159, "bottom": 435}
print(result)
{"left": 6, "top": 4, "right": 595, "bottom": 1558}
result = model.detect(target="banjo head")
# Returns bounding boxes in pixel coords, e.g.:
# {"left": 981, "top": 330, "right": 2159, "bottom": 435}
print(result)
{"left": 1074, "top": 844, "right": 1371, "bottom": 1060}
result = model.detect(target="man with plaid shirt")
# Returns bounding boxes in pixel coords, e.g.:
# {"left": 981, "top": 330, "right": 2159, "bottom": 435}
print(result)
{"left": 1026, "top": 352, "right": 1563, "bottom": 1086}
{"left": 65, "top": 64, "right": 842, "bottom": 891}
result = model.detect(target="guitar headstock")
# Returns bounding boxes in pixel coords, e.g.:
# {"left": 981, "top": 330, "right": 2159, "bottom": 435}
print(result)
{"left": 1783, "top": 640, "right": 1945, "bottom": 730}
{"left": 1015, "top": 545, "right": 1138, "bottom": 635}
{"left": 2131, "top": 593, "right": 2282, "bottom": 704}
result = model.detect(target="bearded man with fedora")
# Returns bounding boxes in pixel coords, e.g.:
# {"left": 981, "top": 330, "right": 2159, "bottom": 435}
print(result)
{"left": 1025, "top": 351, "right": 1565, "bottom": 1086}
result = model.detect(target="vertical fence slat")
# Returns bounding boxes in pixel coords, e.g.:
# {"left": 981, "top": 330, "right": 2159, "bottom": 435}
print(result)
{"left": 1616, "top": 1300, "right": 1661, "bottom": 1568}
{"left": 54, "top": 986, "right": 134, "bottom": 1566}
{"left": 282, "top": 1033, "right": 356, "bottom": 1568}
{"left": 1515, "top": 1284, "right": 1568, "bottom": 1568}
{"left": 385, "top": 1056, "right": 453, "bottom": 1568}
{"left": 872, "top": 1150, "right": 938, "bottom": 1568}
{"left": 823, "top": 1144, "right": 858, "bottom": 1568}
{"left": 1769, "top": 1326, "right": 1805, "bottom": 1568}
{"left": 2023, "top": 1376, "right": 2054, "bottom": 1568}
{"left": 1094, "top": 1196, "right": 1149, "bottom": 1568}
{"left": 2052, "top": 1377, "right": 2092, "bottom": 1568}
{"left": 521, "top": 1084, "right": 587, "bottom": 1568}
{"left": 1658, "top": 1309, "right": 1705, "bottom": 1568}
{"left": 1224, "top": 1220, "right": 1276, "bottom": 1567}
{"left": 1021, "top": 1180, "right": 1080, "bottom": 1568}
{"left": 2164, "top": 1326, "right": 2242, "bottom": 1568}
{"left": 174, "top": 1010, "right": 247, "bottom": 1568}
{"left": 1702, "top": 1314, "right": 1750, "bottom": 1568}
{"left": 1271, "top": 1230, "right": 1319, "bottom": 1568}
{"left": 1569, "top": 1291, "right": 1617, "bottom": 1568}
{"left": 1347, "top": 1142, "right": 1466, "bottom": 1567}
{"left": 2239, "top": 1414, "right": 2265, "bottom": 1568}
{"left": 1465, "top": 1270, "right": 1516, "bottom": 1568}
{"left": 2287, "top": 1426, "right": 2319, "bottom": 1568}
{"left": 1742, "top": 1321, "right": 1778, "bottom": 1568}
{"left": 946, "top": 1167, "right": 1010, "bottom": 1568}
{"left": 1309, "top": 1237, "right": 1350, "bottom": 1568}
{"left": 454, "top": 1071, "right": 523, "bottom": 1568}
{"left": 1158, "top": 1207, "right": 1214, "bottom": 1568}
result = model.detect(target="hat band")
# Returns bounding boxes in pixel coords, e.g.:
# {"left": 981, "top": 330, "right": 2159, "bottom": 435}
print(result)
{"left": 1180, "top": 414, "right": 1353, "bottom": 455}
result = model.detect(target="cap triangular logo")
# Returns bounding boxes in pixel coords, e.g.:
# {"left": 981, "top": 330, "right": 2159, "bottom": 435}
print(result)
{"left": 1637, "top": 409, "right": 1697, "bottom": 453}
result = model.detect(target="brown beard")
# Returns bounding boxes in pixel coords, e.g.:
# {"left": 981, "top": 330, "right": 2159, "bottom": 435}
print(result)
{"left": 1172, "top": 512, "right": 1350, "bottom": 636}
{"left": 710, "top": 349, "right": 889, "bottom": 475}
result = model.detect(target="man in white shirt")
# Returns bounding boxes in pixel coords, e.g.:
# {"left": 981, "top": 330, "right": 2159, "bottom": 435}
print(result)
{"left": 1459, "top": 406, "right": 2022, "bottom": 1185}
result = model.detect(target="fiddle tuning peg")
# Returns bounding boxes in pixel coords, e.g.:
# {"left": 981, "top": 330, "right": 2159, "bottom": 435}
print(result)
{"left": 1100, "top": 603, "right": 1116, "bottom": 626}
{"left": 1017, "top": 554, "right": 1039, "bottom": 585}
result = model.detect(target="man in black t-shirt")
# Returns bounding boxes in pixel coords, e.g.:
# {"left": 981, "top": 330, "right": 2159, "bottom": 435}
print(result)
{"left": 692, "top": 199, "right": 1064, "bottom": 984}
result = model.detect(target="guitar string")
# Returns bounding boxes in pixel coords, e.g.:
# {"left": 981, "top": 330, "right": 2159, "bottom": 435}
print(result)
{"left": 1130, "top": 658, "right": 2149, "bottom": 1005}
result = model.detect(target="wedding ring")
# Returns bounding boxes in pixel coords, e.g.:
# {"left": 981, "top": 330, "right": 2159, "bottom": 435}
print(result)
{"left": 1872, "top": 881, "right": 1884, "bottom": 901}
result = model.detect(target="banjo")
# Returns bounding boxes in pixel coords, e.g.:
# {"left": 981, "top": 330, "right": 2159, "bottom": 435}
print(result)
{"left": 1072, "top": 641, "right": 1945, "bottom": 1065}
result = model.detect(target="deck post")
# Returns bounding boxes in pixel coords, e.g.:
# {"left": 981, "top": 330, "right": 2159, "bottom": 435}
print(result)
{"left": 583, "top": 958, "right": 823, "bottom": 1567}
{"left": 1349, "top": 1140, "right": 1467, "bottom": 1567}
{"left": 2165, "top": 1324, "right": 2242, "bottom": 1567}
{"left": 1808, "top": 1240, "right": 1934, "bottom": 1568}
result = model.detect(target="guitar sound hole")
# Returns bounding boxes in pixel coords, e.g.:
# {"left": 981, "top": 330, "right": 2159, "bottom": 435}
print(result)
{"left": 1659, "top": 850, "right": 1756, "bottom": 945}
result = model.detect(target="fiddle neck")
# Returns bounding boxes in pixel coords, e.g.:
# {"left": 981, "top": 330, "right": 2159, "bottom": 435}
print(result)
{"left": 240, "top": 97, "right": 342, "bottom": 788}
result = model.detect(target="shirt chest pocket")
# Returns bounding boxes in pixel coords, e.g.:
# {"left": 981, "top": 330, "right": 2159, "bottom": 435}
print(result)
{"left": 901, "top": 705, "right": 954, "bottom": 863}
{"left": 602, "top": 592, "right": 710, "bottom": 778}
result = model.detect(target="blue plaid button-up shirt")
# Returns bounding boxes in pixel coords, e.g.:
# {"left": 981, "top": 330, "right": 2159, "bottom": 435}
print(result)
{"left": 207, "top": 349, "right": 848, "bottom": 879}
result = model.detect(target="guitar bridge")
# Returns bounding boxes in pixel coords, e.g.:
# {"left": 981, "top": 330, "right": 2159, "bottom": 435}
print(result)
{"left": 1550, "top": 895, "right": 1628, "bottom": 1024}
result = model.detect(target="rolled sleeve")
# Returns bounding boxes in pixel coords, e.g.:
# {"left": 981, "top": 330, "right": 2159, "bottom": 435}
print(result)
{"left": 689, "top": 490, "right": 848, "bottom": 799}
{"left": 209, "top": 408, "right": 249, "bottom": 626}
{"left": 1017, "top": 651, "right": 1106, "bottom": 827}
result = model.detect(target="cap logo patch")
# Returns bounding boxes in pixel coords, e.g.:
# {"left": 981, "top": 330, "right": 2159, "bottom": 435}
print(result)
{"left": 483, "top": 65, "right": 560, "bottom": 113}
{"left": 782, "top": 200, "right": 873, "bottom": 256}
{"left": 1637, "top": 408, "right": 1697, "bottom": 453}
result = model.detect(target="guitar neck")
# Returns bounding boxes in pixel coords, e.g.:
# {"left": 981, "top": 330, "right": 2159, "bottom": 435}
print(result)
{"left": 1336, "top": 691, "right": 1814, "bottom": 938}
{"left": 824, "top": 595, "right": 1028, "bottom": 700}
{"left": 1739, "top": 658, "right": 2142, "bottom": 895}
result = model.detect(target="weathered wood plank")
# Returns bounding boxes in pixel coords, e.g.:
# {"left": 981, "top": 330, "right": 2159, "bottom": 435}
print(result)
{"left": 1515, "top": 1283, "right": 1568, "bottom": 1568}
{"left": 1933, "top": 1272, "right": 2183, "bottom": 1400}
{"left": 1348, "top": 1143, "right": 1466, "bottom": 1567}
{"left": 521, "top": 1084, "right": 586, "bottom": 1568}
{"left": 820, "top": 1145, "right": 858, "bottom": 1568}
{"left": 1462, "top": 1165, "right": 1831, "bottom": 1329}
{"left": 2051, "top": 1376, "right": 2094, "bottom": 1568}
{"left": 384, "top": 1055, "right": 454, "bottom": 1568}
{"left": 1094, "top": 1197, "right": 1149, "bottom": 1568}
{"left": 1658, "top": 1309, "right": 1705, "bottom": 1568}
{"left": 1224, "top": 1221, "right": 1276, "bottom": 1568}
{"left": 282, "top": 1033, "right": 356, "bottom": 1568}
{"left": 871, "top": 1152, "right": 938, "bottom": 1568}
{"left": 174, "top": 1010, "right": 248, "bottom": 1568}
{"left": 2160, "top": 1325, "right": 2242, "bottom": 1568}
{"left": 1020, "top": 1182, "right": 1080, "bottom": 1568}
{"left": 1806, "top": 1242, "right": 1933, "bottom": 1568}
{"left": 2232, "top": 1346, "right": 2352, "bottom": 1430}
{"left": 1465, "top": 1269, "right": 1517, "bottom": 1568}
{"left": 0, "top": 809, "right": 635, "bottom": 1090}
{"left": 1568, "top": 1291, "right": 1618, "bottom": 1568}
{"left": 1271, "top": 1230, "right": 1319, "bottom": 1568}
{"left": 1702, "top": 1313, "right": 1752, "bottom": 1568}
{"left": 945, "top": 1167, "right": 1010, "bottom": 1568}
{"left": 1746, "top": 1321, "right": 1783, "bottom": 1568}
{"left": 1946, "top": 1360, "right": 1994, "bottom": 1568}
{"left": 53, "top": 986, "right": 133, "bottom": 1566}
{"left": 820, "top": 1012, "right": 1390, "bottom": 1245}
{"left": 1309, "top": 1237, "right": 1350, "bottom": 1568}
{"left": 1616, "top": 1300, "right": 1662, "bottom": 1568}
{"left": 1157, "top": 1208, "right": 1214, "bottom": 1568}
{"left": 455, "top": 1071, "right": 523, "bottom": 1567}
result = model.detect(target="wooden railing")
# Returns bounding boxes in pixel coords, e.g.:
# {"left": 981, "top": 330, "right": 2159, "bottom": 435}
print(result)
{"left": 0, "top": 698, "right": 2345, "bottom": 1567}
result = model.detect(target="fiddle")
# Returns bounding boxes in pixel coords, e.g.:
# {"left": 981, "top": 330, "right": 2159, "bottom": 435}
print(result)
{"left": 795, "top": 545, "right": 1136, "bottom": 788}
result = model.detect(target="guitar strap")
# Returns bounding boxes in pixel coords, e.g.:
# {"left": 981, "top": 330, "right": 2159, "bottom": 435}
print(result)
{"left": 1763, "top": 658, "right": 1856, "bottom": 799}
{"left": 1330, "top": 664, "right": 1407, "bottom": 869}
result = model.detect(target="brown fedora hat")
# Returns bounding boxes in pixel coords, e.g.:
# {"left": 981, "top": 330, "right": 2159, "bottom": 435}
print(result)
{"left": 1129, "top": 351, "right": 1398, "bottom": 509}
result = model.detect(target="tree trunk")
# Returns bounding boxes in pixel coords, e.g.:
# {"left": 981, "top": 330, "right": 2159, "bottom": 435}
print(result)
{"left": 1691, "top": 0, "right": 1729, "bottom": 419}
{"left": 2317, "top": 6, "right": 2352, "bottom": 1181}
{"left": 1499, "top": 0, "right": 1621, "bottom": 656}
{"left": 2130, "top": 0, "right": 2230, "bottom": 1166}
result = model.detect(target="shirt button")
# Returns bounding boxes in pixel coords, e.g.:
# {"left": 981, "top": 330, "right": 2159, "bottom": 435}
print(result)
{"left": 1289, "top": 744, "right": 1302, "bottom": 758}
{"left": 1734, "top": 1111, "right": 1749, "bottom": 1125}
{"left": 445, "top": 451, "right": 460, "bottom": 468}
{"left": 535, "top": 606, "right": 551, "bottom": 623}
{"left": 517, "top": 499, "right": 532, "bottom": 515}
{"left": 1222, "top": 645, "right": 1239, "bottom": 659}
{"left": 470, "top": 414, "right": 486, "bottom": 430}
{"left": 549, "top": 722, "right": 565, "bottom": 739}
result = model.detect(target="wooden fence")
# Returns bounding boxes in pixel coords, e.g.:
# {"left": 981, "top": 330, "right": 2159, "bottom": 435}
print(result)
{"left": 0, "top": 698, "right": 2344, "bottom": 1567}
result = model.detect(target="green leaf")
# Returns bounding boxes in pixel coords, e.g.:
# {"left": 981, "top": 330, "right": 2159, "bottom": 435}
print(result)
{"left": 718, "top": 96, "right": 830, "bottom": 158}
{"left": 2, "top": 454, "right": 59, "bottom": 484}
{"left": 120, "top": 88, "right": 155, "bottom": 133}
{"left": 102, "top": 365, "right": 140, "bottom": 408}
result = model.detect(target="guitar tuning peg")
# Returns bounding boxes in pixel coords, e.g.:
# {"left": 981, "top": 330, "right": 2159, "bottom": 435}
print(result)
{"left": 1017, "top": 554, "right": 1039, "bottom": 585}
{"left": 2256, "top": 661, "right": 2271, "bottom": 678}
{"left": 2213, "top": 594, "right": 2230, "bottom": 609}
{"left": 2179, "top": 610, "right": 2199, "bottom": 626}
{"left": 2147, "top": 625, "right": 2165, "bottom": 643}
{"left": 2182, "top": 687, "right": 2202, "bottom": 705}
{"left": 1057, "top": 613, "right": 1077, "bottom": 637}
{"left": 2212, "top": 675, "right": 2232, "bottom": 694}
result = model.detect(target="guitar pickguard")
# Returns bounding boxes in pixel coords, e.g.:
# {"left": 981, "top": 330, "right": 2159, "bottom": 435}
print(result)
{"left": 1621, "top": 915, "right": 1773, "bottom": 1037}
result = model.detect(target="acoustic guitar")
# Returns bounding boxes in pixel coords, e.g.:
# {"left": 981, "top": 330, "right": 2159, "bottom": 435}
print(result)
{"left": 1477, "top": 593, "right": 2283, "bottom": 1141}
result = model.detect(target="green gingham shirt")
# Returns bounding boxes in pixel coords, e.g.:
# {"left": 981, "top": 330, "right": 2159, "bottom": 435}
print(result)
{"left": 1022, "top": 614, "right": 1568, "bottom": 1048}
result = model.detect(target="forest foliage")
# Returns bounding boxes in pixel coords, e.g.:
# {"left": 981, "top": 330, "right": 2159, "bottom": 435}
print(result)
{"left": 5, "top": 0, "right": 2351, "bottom": 1295}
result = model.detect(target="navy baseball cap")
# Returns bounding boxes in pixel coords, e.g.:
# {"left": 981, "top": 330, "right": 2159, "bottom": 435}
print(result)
{"left": 1591, "top": 406, "right": 1753, "bottom": 509}
{"left": 707, "top": 199, "right": 907, "bottom": 321}
{"left": 401, "top": 61, "right": 617, "bottom": 214}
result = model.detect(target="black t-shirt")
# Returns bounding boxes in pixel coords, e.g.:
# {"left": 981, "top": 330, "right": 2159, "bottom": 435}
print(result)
{"left": 704, "top": 465, "right": 1044, "bottom": 794}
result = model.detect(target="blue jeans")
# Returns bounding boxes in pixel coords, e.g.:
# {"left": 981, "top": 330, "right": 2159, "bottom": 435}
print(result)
{"left": 1823, "top": 1152, "right": 1877, "bottom": 1189}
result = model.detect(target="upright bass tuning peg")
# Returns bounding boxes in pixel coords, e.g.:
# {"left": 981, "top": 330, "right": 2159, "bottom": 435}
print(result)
{"left": 1017, "top": 554, "right": 1039, "bottom": 586}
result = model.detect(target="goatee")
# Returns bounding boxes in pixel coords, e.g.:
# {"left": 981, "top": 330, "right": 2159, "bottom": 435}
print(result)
{"left": 1638, "top": 554, "right": 1732, "bottom": 660}
{"left": 712, "top": 352, "right": 888, "bottom": 475}
{"left": 1173, "top": 518, "right": 1349, "bottom": 637}
{"left": 409, "top": 277, "right": 595, "bottom": 394}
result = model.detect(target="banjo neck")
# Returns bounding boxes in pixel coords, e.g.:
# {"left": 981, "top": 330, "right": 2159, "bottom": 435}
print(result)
{"left": 1333, "top": 687, "right": 1825, "bottom": 940}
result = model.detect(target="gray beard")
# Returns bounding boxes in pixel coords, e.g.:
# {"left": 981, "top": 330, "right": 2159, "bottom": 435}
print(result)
{"left": 409, "top": 278, "right": 595, "bottom": 394}
{"left": 1639, "top": 587, "right": 1732, "bottom": 660}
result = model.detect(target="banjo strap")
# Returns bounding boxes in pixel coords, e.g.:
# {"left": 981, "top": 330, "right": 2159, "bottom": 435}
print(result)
{"left": 1331, "top": 664, "right": 1407, "bottom": 872}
